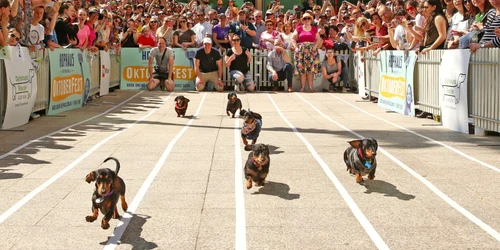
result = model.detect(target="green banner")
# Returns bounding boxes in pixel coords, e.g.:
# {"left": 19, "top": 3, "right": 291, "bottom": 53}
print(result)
{"left": 120, "top": 48, "right": 197, "bottom": 91}
{"left": 48, "top": 49, "right": 91, "bottom": 115}
{"left": 120, "top": 48, "right": 152, "bottom": 90}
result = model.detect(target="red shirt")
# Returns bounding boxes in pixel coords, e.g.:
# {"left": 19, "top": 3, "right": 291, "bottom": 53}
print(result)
{"left": 137, "top": 35, "right": 156, "bottom": 47}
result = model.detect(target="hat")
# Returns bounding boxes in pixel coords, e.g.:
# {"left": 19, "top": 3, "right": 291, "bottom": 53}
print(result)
{"left": 203, "top": 37, "right": 212, "bottom": 44}
{"left": 265, "top": 9, "right": 273, "bottom": 15}
{"left": 137, "top": 4, "right": 144, "bottom": 8}
{"left": 88, "top": 8, "right": 99, "bottom": 14}
{"left": 238, "top": 8, "right": 248, "bottom": 14}
{"left": 265, "top": 19, "right": 274, "bottom": 25}
{"left": 219, "top": 12, "right": 226, "bottom": 17}
{"left": 302, "top": 13, "right": 313, "bottom": 20}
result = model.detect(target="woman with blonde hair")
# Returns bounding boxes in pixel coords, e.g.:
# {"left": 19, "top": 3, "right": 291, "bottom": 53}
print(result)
{"left": 349, "top": 16, "right": 375, "bottom": 51}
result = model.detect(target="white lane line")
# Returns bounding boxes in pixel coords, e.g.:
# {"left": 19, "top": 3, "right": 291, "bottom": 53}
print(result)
{"left": 0, "top": 92, "right": 173, "bottom": 225}
{"left": 267, "top": 94, "right": 390, "bottom": 250}
{"left": 331, "top": 94, "right": 500, "bottom": 173}
{"left": 234, "top": 117, "right": 247, "bottom": 250}
{"left": 0, "top": 91, "right": 144, "bottom": 160}
{"left": 297, "top": 93, "right": 500, "bottom": 241}
{"left": 104, "top": 93, "right": 207, "bottom": 249}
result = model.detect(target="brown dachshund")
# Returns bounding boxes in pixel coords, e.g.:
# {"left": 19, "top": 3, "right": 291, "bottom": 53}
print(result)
{"left": 174, "top": 95, "right": 190, "bottom": 117}
{"left": 343, "top": 138, "right": 378, "bottom": 184}
{"left": 244, "top": 144, "right": 270, "bottom": 189}
{"left": 85, "top": 157, "right": 128, "bottom": 230}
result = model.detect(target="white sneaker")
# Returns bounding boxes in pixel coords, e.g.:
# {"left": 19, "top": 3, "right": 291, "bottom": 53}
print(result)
{"left": 234, "top": 84, "right": 240, "bottom": 92}
{"left": 30, "top": 113, "right": 40, "bottom": 119}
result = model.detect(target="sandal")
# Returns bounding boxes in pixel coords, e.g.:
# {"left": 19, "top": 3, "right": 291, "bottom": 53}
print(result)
{"left": 288, "top": 88, "right": 294, "bottom": 92}
{"left": 300, "top": 87, "right": 305, "bottom": 92}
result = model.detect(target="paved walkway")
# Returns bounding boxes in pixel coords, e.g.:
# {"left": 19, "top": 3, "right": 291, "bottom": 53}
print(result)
{"left": 0, "top": 90, "right": 499, "bottom": 250}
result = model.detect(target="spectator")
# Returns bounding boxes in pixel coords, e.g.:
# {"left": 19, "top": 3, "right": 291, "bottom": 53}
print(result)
{"left": 322, "top": 48, "right": 349, "bottom": 93}
{"left": 75, "top": 9, "right": 91, "bottom": 50}
{"left": 226, "top": 0, "right": 238, "bottom": 17}
{"left": 198, "top": 0, "right": 212, "bottom": 15}
{"left": 86, "top": 8, "right": 100, "bottom": 51}
{"left": 212, "top": 12, "right": 230, "bottom": 52}
{"left": 446, "top": 0, "right": 470, "bottom": 49}
{"left": 173, "top": 17, "right": 196, "bottom": 50}
{"left": 228, "top": 9, "right": 256, "bottom": 49}
{"left": 405, "top": 0, "right": 425, "bottom": 47}
{"left": 469, "top": 0, "right": 500, "bottom": 51}
{"left": 215, "top": 0, "right": 226, "bottom": 14}
{"left": 28, "top": 6, "right": 46, "bottom": 52}
{"left": 7, "top": 28, "right": 21, "bottom": 46}
{"left": 291, "top": 12, "right": 322, "bottom": 92}
{"left": 459, "top": 0, "right": 495, "bottom": 48}
{"left": 43, "top": 2, "right": 61, "bottom": 51}
{"left": 251, "top": 10, "right": 265, "bottom": 47}
{"left": 192, "top": 11, "right": 209, "bottom": 47}
{"left": 280, "top": 22, "right": 295, "bottom": 51}
{"left": 55, "top": 2, "right": 77, "bottom": 47}
{"left": 259, "top": 19, "right": 283, "bottom": 50}
{"left": 95, "top": 14, "right": 112, "bottom": 51}
{"left": 148, "top": 16, "right": 160, "bottom": 42}
{"left": 137, "top": 26, "right": 156, "bottom": 49}
{"left": 302, "top": 0, "right": 315, "bottom": 13}
{"left": 225, "top": 34, "right": 255, "bottom": 92}
{"left": 194, "top": 37, "right": 225, "bottom": 92}
{"left": 157, "top": 16, "right": 174, "bottom": 47}
{"left": 267, "top": 40, "right": 294, "bottom": 92}
{"left": 420, "top": 0, "right": 448, "bottom": 54}
{"left": 121, "top": 19, "right": 139, "bottom": 47}
{"left": 147, "top": 37, "right": 175, "bottom": 91}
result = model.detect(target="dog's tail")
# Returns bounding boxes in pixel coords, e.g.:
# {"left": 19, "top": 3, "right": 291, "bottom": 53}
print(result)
{"left": 104, "top": 157, "right": 121, "bottom": 175}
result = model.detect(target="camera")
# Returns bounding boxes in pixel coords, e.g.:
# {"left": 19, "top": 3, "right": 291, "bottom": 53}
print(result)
{"left": 371, "top": 37, "right": 381, "bottom": 43}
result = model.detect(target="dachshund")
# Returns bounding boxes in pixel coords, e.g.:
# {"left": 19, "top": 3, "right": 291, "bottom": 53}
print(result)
{"left": 240, "top": 109, "right": 262, "bottom": 151}
{"left": 244, "top": 144, "right": 270, "bottom": 189}
{"left": 226, "top": 92, "right": 242, "bottom": 118}
{"left": 343, "top": 138, "right": 378, "bottom": 184}
{"left": 174, "top": 95, "right": 190, "bottom": 117}
{"left": 85, "top": 157, "right": 128, "bottom": 230}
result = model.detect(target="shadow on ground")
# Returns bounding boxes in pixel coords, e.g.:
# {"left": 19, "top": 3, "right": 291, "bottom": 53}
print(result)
{"left": 252, "top": 181, "right": 300, "bottom": 200}
{"left": 100, "top": 213, "right": 157, "bottom": 250}
{"left": 364, "top": 180, "right": 416, "bottom": 200}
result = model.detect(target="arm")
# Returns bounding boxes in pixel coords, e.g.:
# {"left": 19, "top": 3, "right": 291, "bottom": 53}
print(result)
{"left": 48, "top": 3, "right": 61, "bottom": 33}
{"left": 173, "top": 33, "right": 181, "bottom": 47}
{"left": 217, "top": 59, "right": 223, "bottom": 80}
{"left": 0, "top": 14, "right": 8, "bottom": 46}
{"left": 148, "top": 53, "right": 154, "bottom": 79}
{"left": 244, "top": 26, "right": 256, "bottom": 37}
{"left": 190, "top": 34, "right": 197, "bottom": 47}
{"left": 10, "top": 0, "right": 19, "bottom": 17}
{"left": 423, "top": 16, "right": 447, "bottom": 53}
{"left": 168, "top": 55, "right": 174, "bottom": 80}
{"left": 32, "top": 0, "right": 51, "bottom": 8}
{"left": 322, "top": 66, "right": 331, "bottom": 79}
{"left": 194, "top": 58, "right": 202, "bottom": 79}
{"left": 313, "top": 30, "right": 323, "bottom": 50}
{"left": 266, "top": 55, "right": 277, "bottom": 75}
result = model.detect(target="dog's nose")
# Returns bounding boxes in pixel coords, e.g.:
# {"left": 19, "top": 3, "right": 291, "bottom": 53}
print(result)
{"left": 100, "top": 189, "right": 107, "bottom": 195}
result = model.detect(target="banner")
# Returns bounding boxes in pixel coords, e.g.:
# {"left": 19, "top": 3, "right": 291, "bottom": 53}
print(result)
{"left": 100, "top": 50, "right": 110, "bottom": 96}
{"left": 1, "top": 47, "right": 38, "bottom": 129}
{"left": 120, "top": 48, "right": 200, "bottom": 91}
{"left": 356, "top": 51, "right": 366, "bottom": 98}
{"left": 378, "top": 50, "right": 416, "bottom": 116}
{"left": 439, "top": 50, "right": 470, "bottom": 133}
{"left": 47, "top": 49, "right": 91, "bottom": 115}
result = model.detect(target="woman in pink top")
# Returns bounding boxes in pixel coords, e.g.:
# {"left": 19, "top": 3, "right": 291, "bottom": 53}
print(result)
{"left": 291, "top": 13, "right": 322, "bottom": 92}
{"left": 76, "top": 9, "right": 91, "bottom": 51}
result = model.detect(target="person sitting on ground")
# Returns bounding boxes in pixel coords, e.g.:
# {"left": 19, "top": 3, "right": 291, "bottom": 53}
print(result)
{"left": 147, "top": 37, "right": 175, "bottom": 91}
{"left": 267, "top": 40, "right": 294, "bottom": 92}
{"left": 225, "top": 33, "right": 255, "bottom": 92}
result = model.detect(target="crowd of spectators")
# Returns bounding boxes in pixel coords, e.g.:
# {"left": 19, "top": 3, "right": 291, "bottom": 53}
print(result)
{"left": 1, "top": 0, "right": 499, "bottom": 90}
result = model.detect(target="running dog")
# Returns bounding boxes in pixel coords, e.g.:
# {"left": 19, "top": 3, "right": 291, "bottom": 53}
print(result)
{"left": 226, "top": 92, "right": 242, "bottom": 118}
{"left": 174, "top": 95, "right": 190, "bottom": 117}
{"left": 85, "top": 157, "right": 128, "bottom": 230}
{"left": 240, "top": 109, "right": 262, "bottom": 151}
{"left": 343, "top": 138, "right": 378, "bottom": 184}
{"left": 244, "top": 144, "right": 270, "bottom": 189}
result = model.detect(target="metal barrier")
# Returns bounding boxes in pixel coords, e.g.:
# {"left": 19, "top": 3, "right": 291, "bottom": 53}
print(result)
{"left": 30, "top": 50, "right": 50, "bottom": 112}
{"left": 362, "top": 48, "right": 500, "bottom": 133}
{"left": 109, "top": 53, "right": 120, "bottom": 88}
{"left": 88, "top": 51, "right": 101, "bottom": 97}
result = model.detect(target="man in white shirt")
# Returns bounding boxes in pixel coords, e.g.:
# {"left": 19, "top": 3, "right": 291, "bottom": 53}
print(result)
{"left": 192, "top": 10, "right": 212, "bottom": 47}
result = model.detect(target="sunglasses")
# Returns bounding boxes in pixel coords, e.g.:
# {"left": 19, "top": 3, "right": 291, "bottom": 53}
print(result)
{"left": 198, "top": 14, "right": 204, "bottom": 16}
{"left": 179, "top": 20, "right": 186, "bottom": 23}
{"left": 150, "top": 20, "right": 158, "bottom": 23}
{"left": 232, "top": 39, "right": 241, "bottom": 42}
{"left": 9, "top": 34, "right": 20, "bottom": 41}
{"left": 303, "top": 18, "right": 312, "bottom": 20}
{"left": 248, "top": 17, "right": 255, "bottom": 20}
{"left": 406, "top": 7, "right": 415, "bottom": 12}
{"left": 313, "top": 9, "right": 321, "bottom": 11}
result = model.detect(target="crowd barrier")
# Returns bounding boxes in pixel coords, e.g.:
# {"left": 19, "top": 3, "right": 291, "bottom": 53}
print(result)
{"left": 1, "top": 47, "right": 499, "bottom": 134}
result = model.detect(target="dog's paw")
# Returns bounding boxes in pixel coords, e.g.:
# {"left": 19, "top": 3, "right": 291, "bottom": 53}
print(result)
{"left": 355, "top": 174, "right": 364, "bottom": 184}
{"left": 227, "top": 111, "right": 230, "bottom": 117}
{"left": 101, "top": 220, "right": 110, "bottom": 230}
{"left": 368, "top": 175, "right": 375, "bottom": 180}
{"left": 246, "top": 179, "right": 253, "bottom": 189}
{"left": 85, "top": 216, "right": 97, "bottom": 223}
{"left": 244, "top": 145, "right": 253, "bottom": 151}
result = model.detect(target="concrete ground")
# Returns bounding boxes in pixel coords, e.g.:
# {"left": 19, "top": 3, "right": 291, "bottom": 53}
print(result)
{"left": 0, "top": 90, "right": 499, "bottom": 250}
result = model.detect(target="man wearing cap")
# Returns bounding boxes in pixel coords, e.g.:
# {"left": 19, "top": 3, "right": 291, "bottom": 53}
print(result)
{"left": 267, "top": 40, "right": 294, "bottom": 92}
{"left": 228, "top": 8, "right": 256, "bottom": 49}
{"left": 194, "top": 38, "right": 225, "bottom": 92}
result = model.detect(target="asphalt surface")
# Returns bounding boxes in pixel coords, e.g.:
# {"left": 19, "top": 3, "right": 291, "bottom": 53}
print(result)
{"left": 0, "top": 90, "right": 499, "bottom": 250}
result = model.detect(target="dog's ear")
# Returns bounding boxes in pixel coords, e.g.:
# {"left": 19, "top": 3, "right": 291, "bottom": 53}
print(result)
{"left": 371, "top": 138, "right": 378, "bottom": 151}
{"left": 174, "top": 96, "right": 179, "bottom": 102}
{"left": 348, "top": 140, "right": 363, "bottom": 149}
{"left": 185, "top": 98, "right": 190, "bottom": 103}
{"left": 85, "top": 171, "right": 97, "bottom": 183}
{"left": 240, "top": 109, "right": 247, "bottom": 117}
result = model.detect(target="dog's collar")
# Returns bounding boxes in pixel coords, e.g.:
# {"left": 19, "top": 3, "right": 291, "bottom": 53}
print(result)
{"left": 357, "top": 148, "right": 373, "bottom": 162}
{"left": 103, "top": 188, "right": 114, "bottom": 197}
{"left": 175, "top": 103, "right": 187, "bottom": 109}
{"left": 251, "top": 158, "right": 262, "bottom": 167}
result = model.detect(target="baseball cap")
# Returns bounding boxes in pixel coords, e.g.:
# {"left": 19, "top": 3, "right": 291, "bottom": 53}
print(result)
{"left": 203, "top": 37, "right": 212, "bottom": 44}
{"left": 265, "top": 9, "right": 273, "bottom": 15}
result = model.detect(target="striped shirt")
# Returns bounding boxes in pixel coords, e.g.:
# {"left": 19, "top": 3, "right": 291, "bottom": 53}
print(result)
{"left": 480, "top": 9, "right": 500, "bottom": 47}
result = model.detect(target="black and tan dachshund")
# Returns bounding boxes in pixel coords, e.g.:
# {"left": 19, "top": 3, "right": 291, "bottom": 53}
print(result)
{"left": 226, "top": 92, "right": 242, "bottom": 118}
{"left": 244, "top": 144, "right": 270, "bottom": 189}
{"left": 85, "top": 157, "right": 128, "bottom": 230}
{"left": 343, "top": 138, "right": 378, "bottom": 184}
{"left": 240, "top": 109, "right": 263, "bottom": 151}
{"left": 174, "top": 95, "right": 190, "bottom": 117}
